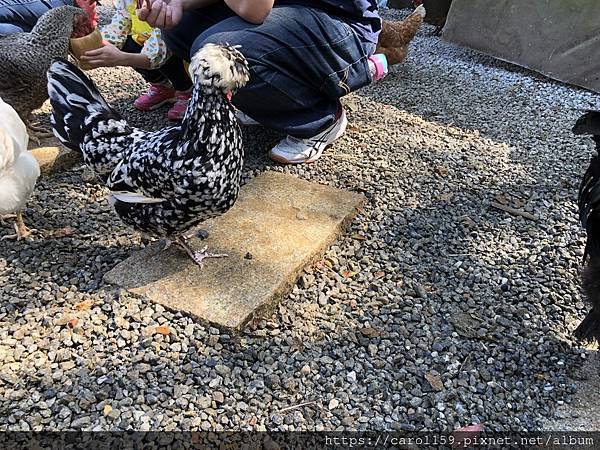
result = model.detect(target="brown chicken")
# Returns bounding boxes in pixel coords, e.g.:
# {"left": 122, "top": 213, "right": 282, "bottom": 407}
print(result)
{"left": 376, "top": 5, "right": 426, "bottom": 66}
{"left": 0, "top": 6, "right": 85, "bottom": 141}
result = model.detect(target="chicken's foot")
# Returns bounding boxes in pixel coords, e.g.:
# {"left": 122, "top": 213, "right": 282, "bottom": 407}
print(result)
{"left": 0, "top": 214, "right": 16, "bottom": 226}
{"left": 27, "top": 118, "right": 52, "bottom": 134}
{"left": 175, "top": 236, "right": 227, "bottom": 268}
{"left": 1, "top": 212, "right": 36, "bottom": 241}
{"left": 23, "top": 118, "right": 53, "bottom": 146}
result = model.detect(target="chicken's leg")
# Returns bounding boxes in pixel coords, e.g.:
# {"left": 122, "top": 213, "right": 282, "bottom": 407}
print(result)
{"left": 175, "top": 235, "right": 227, "bottom": 268}
{"left": 23, "top": 117, "right": 53, "bottom": 146}
{"left": 1, "top": 212, "right": 37, "bottom": 241}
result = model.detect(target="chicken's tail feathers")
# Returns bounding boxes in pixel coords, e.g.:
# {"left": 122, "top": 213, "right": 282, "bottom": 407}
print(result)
{"left": 47, "top": 57, "right": 120, "bottom": 152}
{"left": 412, "top": 4, "right": 427, "bottom": 18}
{"left": 575, "top": 257, "right": 600, "bottom": 344}
{"left": 574, "top": 310, "right": 600, "bottom": 344}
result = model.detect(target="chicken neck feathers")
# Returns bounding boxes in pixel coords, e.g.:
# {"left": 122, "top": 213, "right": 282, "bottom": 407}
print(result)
{"left": 0, "top": 6, "right": 83, "bottom": 119}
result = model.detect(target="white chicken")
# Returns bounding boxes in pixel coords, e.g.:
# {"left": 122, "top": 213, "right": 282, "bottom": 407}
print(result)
{"left": 0, "top": 96, "right": 40, "bottom": 240}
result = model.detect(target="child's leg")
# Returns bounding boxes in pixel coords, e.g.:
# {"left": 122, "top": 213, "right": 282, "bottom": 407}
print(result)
{"left": 158, "top": 55, "right": 193, "bottom": 92}
{"left": 158, "top": 55, "right": 194, "bottom": 121}
{"left": 121, "top": 37, "right": 170, "bottom": 86}
{"left": 121, "top": 37, "right": 177, "bottom": 111}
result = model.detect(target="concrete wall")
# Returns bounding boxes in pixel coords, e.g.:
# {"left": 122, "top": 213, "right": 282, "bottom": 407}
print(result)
{"left": 443, "top": 0, "right": 600, "bottom": 93}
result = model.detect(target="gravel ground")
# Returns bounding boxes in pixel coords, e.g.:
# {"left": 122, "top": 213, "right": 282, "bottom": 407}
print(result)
{"left": 1, "top": 7, "right": 599, "bottom": 432}
{"left": 544, "top": 352, "right": 600, "bottom": 431}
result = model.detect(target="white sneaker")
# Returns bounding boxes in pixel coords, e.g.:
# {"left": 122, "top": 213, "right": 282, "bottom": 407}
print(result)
{"left": 269, "top": 108, "right": 347, "bottom": 164}
{"left": 236, "top": 110, "right": 260, "bottom": 126}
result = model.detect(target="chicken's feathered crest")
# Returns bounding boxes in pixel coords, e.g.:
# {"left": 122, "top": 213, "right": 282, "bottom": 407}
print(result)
{"left": 188, "top": 44, "right": 250, "bottom": 93}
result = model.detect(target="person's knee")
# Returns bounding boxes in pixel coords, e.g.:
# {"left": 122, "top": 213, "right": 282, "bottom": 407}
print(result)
{"left": 192, "top": 32, "right": 234, "bottom": 56}
{"left": 0, "top": 23, "right": 25, "bottom": 35}
{"left": 191, "top": 31, "right": 255, "bottom": 61}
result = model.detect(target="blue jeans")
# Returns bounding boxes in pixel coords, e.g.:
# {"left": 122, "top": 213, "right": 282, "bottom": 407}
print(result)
{"left": 164, "top": 4, "right": 375, "bottom": 138}
{"left": 0, "top": 0, "right": 71, "bottom": 34}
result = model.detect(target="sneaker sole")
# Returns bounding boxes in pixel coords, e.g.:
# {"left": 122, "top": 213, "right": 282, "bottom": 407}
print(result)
{"left": 133, "top": 98, "right": 177, "bottom": 112}
{"left": 268, "top": 110, "right": 348, "bottom": 165}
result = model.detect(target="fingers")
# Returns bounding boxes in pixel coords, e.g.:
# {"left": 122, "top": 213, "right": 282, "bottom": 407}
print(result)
{"left": 80, "top": 47, "right": 109, "bottom": 66}
{"left": 136, "top": 0, "right": 153, "bottom": 21}
{"left": 142, "top": 0, "right": 165, "bottom": 27}
{"left": 137, "top": 0, "right": 181, "bottom": 29}
{"left": 168, "top": 2, "right": 183, "bottom": 28}
{"left": 78, "top": 57, "right": 103, "bottom": 68}
{"left": 82, "top": 47, "right": 106, "bottom": 57}
{"left": 165, "top": 5, "right": 173, "bottom": 28}
{"left": 155, "top": 1, "right": 167, "bottom": 28}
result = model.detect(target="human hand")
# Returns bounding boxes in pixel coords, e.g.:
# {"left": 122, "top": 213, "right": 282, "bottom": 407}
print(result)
{"left": 136, "top": 0, "right": 183, "bottom": 29}
{"left": 80, "top": 42, "right": 126, "bottom": 68}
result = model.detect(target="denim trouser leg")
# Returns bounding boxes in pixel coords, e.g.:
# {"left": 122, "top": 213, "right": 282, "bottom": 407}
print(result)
{"left": 164, "top": 5, "right": 374, "bottom": 138}
{"left": 0, "top": 21, "right": 23, "bottom": 33}
{"left": 0, "top": 0, "right": 71, "bottom": 34}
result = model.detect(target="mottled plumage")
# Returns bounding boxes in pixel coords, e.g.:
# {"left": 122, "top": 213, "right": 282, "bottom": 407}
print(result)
{"left": 0, "top": 6, "right": 84, "bottom": 136}
{"left": 376, "top": 6, "right": 425, "bottom": 66}
{"left": 572, "top": 110, "right": 600, "bottom": 343}
{"left": 48, "top": 44, "right": 250, "bottom": 265}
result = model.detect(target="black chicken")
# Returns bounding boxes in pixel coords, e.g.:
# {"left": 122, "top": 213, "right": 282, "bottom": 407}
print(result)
{"left": 412, "top": 0, "right": 453, "bottom": 36}
{"left": 47, "top": 43, "right": 250, "bottom": 266}
{"left": 572, "top": 110, "right": 600, "bottom": 343}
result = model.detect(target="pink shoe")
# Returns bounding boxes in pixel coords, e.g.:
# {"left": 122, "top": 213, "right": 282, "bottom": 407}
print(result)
{"left": 133, "top": 84, "right": 177, "bottom": 111}
{"left": 167, "top": 91, "right": 191, "bottom": 121}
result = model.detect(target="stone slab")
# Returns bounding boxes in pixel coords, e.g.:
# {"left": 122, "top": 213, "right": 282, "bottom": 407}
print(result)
{"left": 29, "top": 136, "right": 81, "bottom": 176}
{"left": 104, "top": 171, "right": 365, "bottom": 331}
{"left": 443, "top": 0, "right": 600, "bottom": 93}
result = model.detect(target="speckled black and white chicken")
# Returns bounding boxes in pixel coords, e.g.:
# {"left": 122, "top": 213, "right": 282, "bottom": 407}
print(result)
{"left": 0, "top": 5, "right": 86, "bottom": 141}
{"left": 48, "top": 43, "right": 250, "bottom": 266}
{"left": 572, "top": 110, "right": 600, "bottom": 343}
{"left": 0, "top": 96, "right": 40, "bottom": 240}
